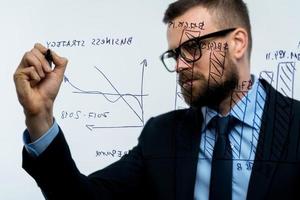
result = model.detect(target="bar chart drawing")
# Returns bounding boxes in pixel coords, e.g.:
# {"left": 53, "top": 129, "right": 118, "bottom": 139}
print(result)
{"left": 200, "top": 61, "right": 297, "bottom": 161}
{"left": 271, "top": 62, "right": 295, "bottom": 160}
{"left": 174, "top": 29, "right": 201, "bottom": 110}
{"left": 248, "top": 71, "right": 274, "bottom": 160}
{"left": 202, "top": 47, "right": 228, "bottom": 158}
{"left": 229, "top": 90, "right": 249, "bottom": 160}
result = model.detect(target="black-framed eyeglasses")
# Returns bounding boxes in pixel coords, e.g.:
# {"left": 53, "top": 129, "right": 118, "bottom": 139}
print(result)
{"left": 160, "top": 28, "right": 236, "bottom": 72}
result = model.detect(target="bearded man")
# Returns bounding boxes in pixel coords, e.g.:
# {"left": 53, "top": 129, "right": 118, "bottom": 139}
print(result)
{"left": 14, "top": 0, "right": 300, "bottom": 199}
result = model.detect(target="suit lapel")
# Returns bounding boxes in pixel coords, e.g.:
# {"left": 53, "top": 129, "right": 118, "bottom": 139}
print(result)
{"left": 174, "top": 107, "right": 203, "bottom": 200}
{"left": 247, "top": 79, "right": 295, "bottom": 199}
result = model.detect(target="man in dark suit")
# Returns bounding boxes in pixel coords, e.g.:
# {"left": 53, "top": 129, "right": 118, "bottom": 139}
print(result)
{"left": 14, "top": 0, "right": 300, "bottom": 199}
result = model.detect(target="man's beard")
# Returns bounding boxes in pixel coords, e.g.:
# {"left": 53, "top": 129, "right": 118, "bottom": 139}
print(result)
{"left": 178, "top": 59, "right": 238, "bottom": 108}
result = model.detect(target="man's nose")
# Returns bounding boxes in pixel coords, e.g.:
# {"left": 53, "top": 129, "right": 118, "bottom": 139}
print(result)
{"left": 175, "top": 57, "right": 192, "bottom": 73}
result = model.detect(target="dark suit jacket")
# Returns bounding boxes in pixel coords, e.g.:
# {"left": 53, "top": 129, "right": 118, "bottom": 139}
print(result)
{"left": 23, "top": 80, "right": 300, "bottom": 200}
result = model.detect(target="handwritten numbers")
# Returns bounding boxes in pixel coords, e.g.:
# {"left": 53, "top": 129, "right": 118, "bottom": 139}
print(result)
{"left": 236, "top": 161, "right": 253, "bottom": 171}
{"left": 246, "top": 161, "right": 253, "bottom": 171}
{"left": 61, "top": 110, "right": 81, "bottom": 120}
{"left": 237, "top": 163, "right": 243, "bottom": 171}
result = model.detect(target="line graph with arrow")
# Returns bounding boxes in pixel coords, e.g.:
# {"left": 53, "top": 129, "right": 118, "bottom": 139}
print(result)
{"left": 62, "top": 59, "right": 148, "bottom": 131}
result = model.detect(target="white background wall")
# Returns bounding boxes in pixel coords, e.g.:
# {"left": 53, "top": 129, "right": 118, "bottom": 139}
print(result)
{"left": 0, "top": 0, "right": 299, "bottom": 199}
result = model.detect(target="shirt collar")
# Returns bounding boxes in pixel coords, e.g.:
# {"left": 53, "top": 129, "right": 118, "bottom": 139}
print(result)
{"left": 201, "top": 75, "right": 262, "bottom": 131}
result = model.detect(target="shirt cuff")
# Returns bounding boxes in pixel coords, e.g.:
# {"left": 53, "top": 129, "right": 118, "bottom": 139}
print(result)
{"left": 23, "top": 120, "right": 59, "bottom": 157}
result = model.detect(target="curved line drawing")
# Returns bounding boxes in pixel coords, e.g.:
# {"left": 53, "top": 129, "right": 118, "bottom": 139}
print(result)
{"left": 63, "top": 60, "right": 148, "bottom": 128}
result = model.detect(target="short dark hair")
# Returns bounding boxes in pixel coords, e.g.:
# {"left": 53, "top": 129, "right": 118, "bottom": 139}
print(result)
{"left": 163, "top": 0, "right": 252, "bottom": 58}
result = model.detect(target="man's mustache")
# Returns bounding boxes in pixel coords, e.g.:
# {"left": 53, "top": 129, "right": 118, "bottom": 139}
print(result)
{"left": 178, "top": 69, "right": 205, "bottom": 86}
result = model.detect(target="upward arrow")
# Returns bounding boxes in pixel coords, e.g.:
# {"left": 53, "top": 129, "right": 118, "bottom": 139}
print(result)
{"left": 140, "top": 59, "right": 147, "bottom": 67}
{"left": 64, "top": 75, "right": 69, "bottom": 83}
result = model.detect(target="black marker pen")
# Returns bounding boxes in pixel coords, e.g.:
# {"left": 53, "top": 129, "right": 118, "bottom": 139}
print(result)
{"left": 45, "top": 49, "right": 53, "bottom": 68}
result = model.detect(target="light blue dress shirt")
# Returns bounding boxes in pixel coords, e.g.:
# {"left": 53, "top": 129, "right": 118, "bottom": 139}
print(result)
{"left": 23, "top": 120, "right": 59, "bottom": 157}
{"left": 194, "top": 75, "right": 266, "bottom": 200}
{"left": 23, "top": 76, "right": 267, "bottom": 200}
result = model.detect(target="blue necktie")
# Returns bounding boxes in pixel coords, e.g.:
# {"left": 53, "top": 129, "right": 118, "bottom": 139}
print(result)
{"left": 209, "top": 116, "right": 233, "bottom": 200}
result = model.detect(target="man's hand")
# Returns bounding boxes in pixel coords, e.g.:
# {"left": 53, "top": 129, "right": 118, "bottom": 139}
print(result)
{"left": 14, "top": 43, "right": 68, "bottom": 141}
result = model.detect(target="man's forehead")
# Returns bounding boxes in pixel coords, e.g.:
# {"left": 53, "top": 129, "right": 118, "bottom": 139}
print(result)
{"left": 166, "top": 6, "right": 216, "bottom": 49}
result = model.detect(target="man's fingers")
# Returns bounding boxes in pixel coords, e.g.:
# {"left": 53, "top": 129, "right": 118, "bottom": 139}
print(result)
{"left": 27, "top": 67, "right": 41, "bottom": 82}
{"left": 14, "top": 66, "right": 41, "bottom": 86}
{"left": 51, "top": 51, "right": 68, "bottom": 76}
{"left": 17, "top": 43, "right": 68, "bottom": 90}
{"left": 33, "top": 43, "right": 53, "bottom": 72}
{"left": 27, "top": 67, "right": 42, "bottom": 87}
{"left": 19, "top": 43, "right": 53, "bottom": 79}
{"left": 33, "top": 43, "right": 48, "bottom": 54}
{"left": 14, "top": 67, "right": 42, "bottom": 103}
{"left": 31, "top": 48, "right": 52, "bottom": 73}
{"left": 34, "top": 42, "right": 68, "bottom": 77}
{"left": 21, "top": 51, "right": 45, "bottom": 78}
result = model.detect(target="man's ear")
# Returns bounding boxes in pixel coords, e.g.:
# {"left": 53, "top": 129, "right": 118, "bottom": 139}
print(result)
{"left": 230, "top": 28, "right": 248, "bottom": 60}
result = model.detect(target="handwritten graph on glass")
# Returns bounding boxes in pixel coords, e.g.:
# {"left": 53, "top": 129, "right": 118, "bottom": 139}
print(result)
{"left": 59, "top": 59, "right": 148, "bottom": 131}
